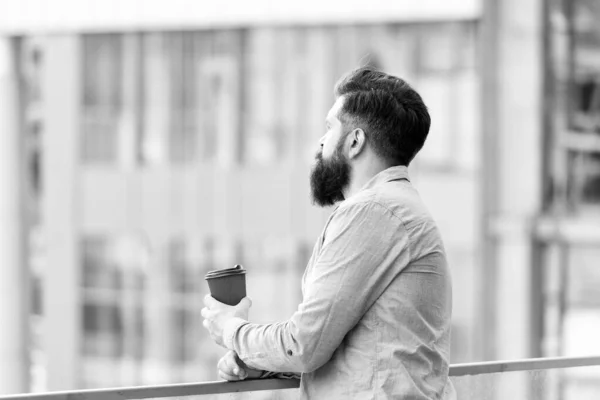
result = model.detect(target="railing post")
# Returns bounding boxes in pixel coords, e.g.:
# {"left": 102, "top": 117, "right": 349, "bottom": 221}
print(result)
{"left": 0, "top": 36, "right": 29, "bottom": 394}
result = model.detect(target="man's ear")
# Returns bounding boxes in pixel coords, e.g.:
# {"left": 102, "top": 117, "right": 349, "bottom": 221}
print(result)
{"left": 348, "top": 128, "right": 366, "bottom": 159}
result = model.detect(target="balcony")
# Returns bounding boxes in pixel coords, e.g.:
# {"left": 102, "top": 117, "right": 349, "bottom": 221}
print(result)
{"left": 0, "top": 356, "right": 598, "bottom": 400}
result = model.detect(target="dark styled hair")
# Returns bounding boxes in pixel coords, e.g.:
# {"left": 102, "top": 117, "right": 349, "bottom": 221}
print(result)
{"left": 334, "top": 67, "right": 431, "bottom": 166}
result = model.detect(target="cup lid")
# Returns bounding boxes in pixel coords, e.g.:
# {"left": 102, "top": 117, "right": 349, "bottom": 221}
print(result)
{"left": 205, "top": 264, "right": 246, "bottom": 279}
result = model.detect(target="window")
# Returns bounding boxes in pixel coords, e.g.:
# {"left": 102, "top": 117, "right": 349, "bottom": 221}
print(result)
{"left": 140, "top": 33, "right": 199, "bottom": 165}
{"left": 566, "top": 245, "right": 600, "bottom": 307}
{"left": 81, "top": 35, "right": 123, "bottom": 164}
{"left": 414, "top": 23, "right": 478, "bottom": 171}
{"left": 567, "top": 153, "right": 600, "bottom": 208}
{"left": 80, "top": 235, "right": 146, "bottom": 361}
{"left": 82, "top": 302, "right": 124, "bottom": 358}
{"left": 167, "top": 33, "right": 197, "bottom": 164}
{"left": 139, "top": 33, "right": 169, "bottom": 165}
{"left": 82, "top": 237, "right": 121, "bottom": 290}
{"left": 168, "top": 238, "right": 214, "bottom": 365}
{"left": 242, "top": 29, "right": 281, "bottom": 165}
{"left": 564, "top": 0, "right": 600, "bottom": 209}
{"left": 137, "top": 31, "right": 243, "bottom": 166}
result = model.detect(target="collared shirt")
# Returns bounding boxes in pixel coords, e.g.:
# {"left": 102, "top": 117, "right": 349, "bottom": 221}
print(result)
{"left": 223, "top": 166, "right": 456, "bottom": 399}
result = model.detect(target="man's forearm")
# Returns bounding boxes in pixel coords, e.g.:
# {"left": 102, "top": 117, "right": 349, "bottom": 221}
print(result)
{"left": 222, "top": 317, "right": 311, "bottom": 373}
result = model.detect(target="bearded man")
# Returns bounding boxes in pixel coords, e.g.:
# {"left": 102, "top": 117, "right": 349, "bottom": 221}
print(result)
{"left": 202, "top": 67, "right": 456, "bottom": 400}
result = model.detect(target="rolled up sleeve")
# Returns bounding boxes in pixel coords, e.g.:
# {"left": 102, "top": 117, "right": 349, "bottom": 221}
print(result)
{"left": 226, "top": 201, "right": 411, "bottom": 373}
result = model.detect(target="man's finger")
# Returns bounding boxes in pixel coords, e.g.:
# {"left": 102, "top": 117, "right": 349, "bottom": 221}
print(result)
{"left": 236, "top": 297, "right": 253, "bottom": 310}
{"left": 218, "top": 369, "right": 242, "bottom": 381}
{"left": 224, "top": 352, "right": 244, "bottom": 377}
{"left": 217, "top": 355, "right": 227, "bottom": 371}
{"left": 204, "top": 294, "right": 223, "bottom": 308}
{"left": 200, "top": 307, "right": 213, "bottom": 319}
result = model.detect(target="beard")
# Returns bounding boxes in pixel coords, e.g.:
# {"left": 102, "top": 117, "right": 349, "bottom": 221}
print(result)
{"left": 309, "top": 143, "right": 351, "bottom": 207}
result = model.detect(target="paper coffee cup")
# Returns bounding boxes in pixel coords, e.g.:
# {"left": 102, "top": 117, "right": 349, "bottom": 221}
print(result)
{"left": 205, "top": 264, "right": 247, "bottom": 306}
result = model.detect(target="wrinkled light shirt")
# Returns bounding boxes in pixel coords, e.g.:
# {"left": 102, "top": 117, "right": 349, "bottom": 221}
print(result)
{"left": 223, "top": 166, "right": 456, "bottom": 399}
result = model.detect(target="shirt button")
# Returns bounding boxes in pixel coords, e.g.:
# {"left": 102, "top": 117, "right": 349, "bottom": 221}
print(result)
{"left": 287, "top": 350, "right": 293, "bottom": 356}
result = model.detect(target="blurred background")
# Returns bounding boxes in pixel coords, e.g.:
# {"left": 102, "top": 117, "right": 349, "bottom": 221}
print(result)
{"left": 0, "top": 0, "right": 599, "bottom": 399}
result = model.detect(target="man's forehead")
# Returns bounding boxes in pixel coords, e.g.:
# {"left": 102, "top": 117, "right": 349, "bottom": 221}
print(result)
{"left": 327, "top": 96, "right": 345, "bottom": 122}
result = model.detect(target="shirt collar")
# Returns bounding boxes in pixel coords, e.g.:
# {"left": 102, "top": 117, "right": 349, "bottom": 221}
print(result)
{"left": 333, "top": 166, "right": 410, "bottom": 209}
{"left": 357, "top": 165, "right": 410, "bottom": 194}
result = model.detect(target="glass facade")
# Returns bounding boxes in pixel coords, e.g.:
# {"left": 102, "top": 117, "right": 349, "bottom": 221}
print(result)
{"left": 80, "top": 24, "right": 477, "bottom": 169}
{"left": 75, "top": 23, "right": 478, "bottom": 388}
{"left": 20, "top": 21, "right": 479, "bottom": 389}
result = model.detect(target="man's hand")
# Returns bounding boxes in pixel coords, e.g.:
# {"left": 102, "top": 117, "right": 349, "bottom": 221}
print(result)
{"left": 217, "top": 350, "right": 264, "bottom": 381}
{"left": 201, "top": 295, "right": 252, "bottom": 347}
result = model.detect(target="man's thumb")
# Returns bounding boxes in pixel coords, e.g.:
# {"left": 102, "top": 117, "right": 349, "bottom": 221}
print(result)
{"left": 237, "top": 297, "right": 252, "bottom": 309}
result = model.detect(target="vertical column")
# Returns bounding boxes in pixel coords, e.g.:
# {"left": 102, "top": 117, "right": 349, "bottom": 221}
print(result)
{"left": 0, "top": 36, "right": 29, "bottom": 395}
{"left": 41, "top": 35, "right": 80, "bottom": 390}
{"left": 481, "top": 0, "right": 545, "bottom": 398}
{"left": 479, "top": 0, "right": 501, "bottom": 364}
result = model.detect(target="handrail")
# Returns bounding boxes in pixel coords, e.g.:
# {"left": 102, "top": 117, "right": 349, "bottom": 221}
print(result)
{"left": 1, "top": 355, "right": 599, "bottom": 400}
{"left": 449, "top": 355, "right": 600, "bottom": 376}
{"left": 0, "top": 379, "right": 299, "bottom": 400}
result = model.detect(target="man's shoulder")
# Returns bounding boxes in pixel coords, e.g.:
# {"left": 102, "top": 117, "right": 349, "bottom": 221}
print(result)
{"left": 329, "top": 193, "right": 408, "bottom": 232}
{"left": 336, "top": 192, "right": 396, "bottom": 217}
{"left": 340, "top": 181, "right": 438, "bottom": 234}
{"left": 342, "top": 182, "right": 417, "bottom": 214}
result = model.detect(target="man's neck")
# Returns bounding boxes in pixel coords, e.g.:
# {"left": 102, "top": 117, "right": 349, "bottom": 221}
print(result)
{"left": 343, "top": 160, "right": 391, "bottom": 201}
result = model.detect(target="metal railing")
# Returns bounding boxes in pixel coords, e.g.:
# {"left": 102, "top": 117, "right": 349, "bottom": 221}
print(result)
{"left": 1, "top": 356, "right": 599, "bottom": 400}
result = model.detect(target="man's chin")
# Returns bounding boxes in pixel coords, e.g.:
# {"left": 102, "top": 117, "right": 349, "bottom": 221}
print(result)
{"left": 310, "top": 191, "right": 344, "bottom": 207}
{"left": 311, "top": 197, "right": 332, "bottom": 208}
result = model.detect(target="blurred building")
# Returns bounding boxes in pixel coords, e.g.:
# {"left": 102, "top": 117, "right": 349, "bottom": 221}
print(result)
{"left": 2, "top": 0, "right": 481, "bottom": 392}
{"left": 541, "top": 0, "right": 600, "bottom": 397}
{"left": 1, "top": 0, "right": 598, "bottom": 398}
{"left": 480, "top": 0, "right": 600, "bottom": 398}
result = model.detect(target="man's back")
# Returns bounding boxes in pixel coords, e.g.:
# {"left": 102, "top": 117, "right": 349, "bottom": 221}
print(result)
{"left": 299, "top": 166, "right": 455, "bottom": 399}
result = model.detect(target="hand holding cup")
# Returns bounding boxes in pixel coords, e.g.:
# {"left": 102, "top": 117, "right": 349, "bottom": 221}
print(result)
{"left": 201, "top": 295, "right": 252, "bottom": 347}
{"left": 203, "top": 264, "right": 250, "bottom": 347}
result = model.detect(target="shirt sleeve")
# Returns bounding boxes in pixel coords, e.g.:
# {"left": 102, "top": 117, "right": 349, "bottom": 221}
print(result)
{"left": 224, "top": 200, "right": 411, "bottom": 373}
